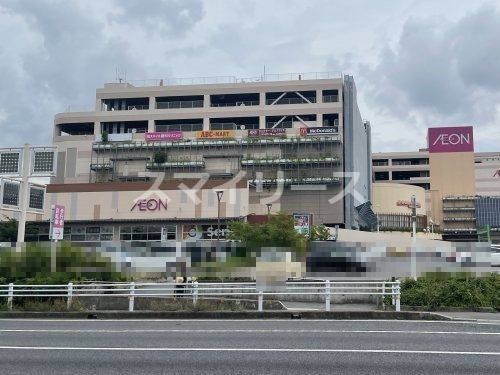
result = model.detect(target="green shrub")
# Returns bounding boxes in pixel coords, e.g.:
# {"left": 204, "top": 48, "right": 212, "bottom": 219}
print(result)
{"left": 400, "top": 274, "right": 500, "bottom": 310}
{"left": 0, "top": 242, "right": 125, "bottom": 284}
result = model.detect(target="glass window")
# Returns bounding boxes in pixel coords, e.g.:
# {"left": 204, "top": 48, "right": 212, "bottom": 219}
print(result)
{"left": 2, "top": 181, "right": 20, "bottom": 206}
{"left": 86, "top": 234, "right": 100, "bottom": 241}
{"left": 148, "top": 232, "right": 161, "bottom": 241}
{"left": 120, "top": 233, "right": 132, "bottom": 241}
{"left": 28, "top": 187, "right": 45, "bottom": 210}
{"left": 0, "top": 152, "right": 21, "bottom": 174}
{"left": 100, "top": 233, "right": 113, "bottom": 241}
{"left": 132, "top": 232, "right": 148, "bottom": 241}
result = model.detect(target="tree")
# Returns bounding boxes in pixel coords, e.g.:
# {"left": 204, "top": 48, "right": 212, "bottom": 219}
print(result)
{"left": 101, "top": 131, "right": 109, "bottom": 143}
{"left": 153, "top": 151, "right": 166, "bottom": 164}
{"left": 310, "top": 224, "right": 332, "bottom": 241}
{"left": 228, "top": 212, "right": 307, "bottom": 255}
{"left": 0, "top": 217, "right": 18, "bottom": 242}
{"left": 0, "top": 217, "right": 40, "bottom": 242}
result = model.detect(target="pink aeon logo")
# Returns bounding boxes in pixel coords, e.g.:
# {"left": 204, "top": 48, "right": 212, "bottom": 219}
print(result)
{"left": 493, "top": 170, "right": 500, "bottom": 178}
{"left": 428, "top": 126, "right": 474, "bottom": 153}
{"left": 131, "top": 199, "right": 168, "bottom": 212}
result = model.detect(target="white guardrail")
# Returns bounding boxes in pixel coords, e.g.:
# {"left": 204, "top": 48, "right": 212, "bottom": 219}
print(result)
{"left": 0, "top": 280, "right": 401, "bottom": 312}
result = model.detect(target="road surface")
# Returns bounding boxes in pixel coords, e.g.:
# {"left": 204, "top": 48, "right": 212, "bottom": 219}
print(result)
{"left": 0, "top": 319, "right": 498, "bottom": 374}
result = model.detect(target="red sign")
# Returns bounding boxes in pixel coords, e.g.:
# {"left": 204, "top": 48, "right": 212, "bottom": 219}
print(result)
{"left": 396, "top": 200, "right": 421, "bottom": 209}
{"left": 145, "top": 131, "right": 183, "bottom": 141}
{"left": 53, "top": 205, "right": 65, "bottom": 228}
{"left": 428, "top": 126, "right": 474, "bottom": 153}
{"left": 51, "top": 205, "right": 65, "bottom": 240}
{"left": 300, "top": 127, "right": 337, "bottom": 136}
{"left": 248, "top": 129, "right": 286, "bottom": 137}
{"left": 131, "top": 198, "right": 168, "bottom": 212}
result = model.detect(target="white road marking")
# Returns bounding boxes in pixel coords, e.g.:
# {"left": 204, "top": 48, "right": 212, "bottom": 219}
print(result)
{"left": 0, "top": 319, "right": 497, "bottom": 324}
{"left": 0, "top": 329, "right": 499, "bottom": 335}
{"left": 0, "top": 346, "right": 498, "bottom": 356}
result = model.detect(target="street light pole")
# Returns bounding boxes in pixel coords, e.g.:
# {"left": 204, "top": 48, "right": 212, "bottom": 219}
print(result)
{"left": 17, "top": 144, "right": 31, "bottom": 243}
{"left": 216, "top": 190, "right": 223, "bottom": 241}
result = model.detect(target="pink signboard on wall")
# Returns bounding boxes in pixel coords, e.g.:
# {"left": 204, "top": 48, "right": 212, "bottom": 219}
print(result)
{"left": 145, "top": 131, "right": 183, "bottom": 141}
{"left": 51, "top": 204, "right": 65, "bottom": 240}
{"left": 428, "top": 126, "right": 474, "bottom": 153}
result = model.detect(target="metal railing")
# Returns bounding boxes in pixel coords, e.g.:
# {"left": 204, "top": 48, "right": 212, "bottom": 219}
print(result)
{"left": 266, "top": 97, "right": 316, "bottom": 105}
{"left": 211, "top": 101, "right": 259, "bottom": 107}
{"left": 121, "top": 72, "right": 343, "bottom": 87}
{"left": 126, "top": 105, "right": 149, "bottom": 110}
{"left": 210, "top": 123, "right": 259, "bottom": 130}
{"left": 322, "top": 95, "right": 339, "bottom": 103}
{"left": 155, "top": 124, "right": 203, "bottom": 132}
{"left": 156, "top": 100, "right": 204, "bottom": 109}
{"left": 0, "top": 280, "right": 401, "bottom": 312}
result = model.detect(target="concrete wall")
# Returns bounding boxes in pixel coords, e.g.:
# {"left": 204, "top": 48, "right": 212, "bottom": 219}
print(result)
{"left": 43, "top": 185, "right": 249, "bottom": 222}
{"left": 373, "top": 183, "right": 426, "bottom": 215}
{"left": 343, "top": 75, "right": 371, "bottom": 229}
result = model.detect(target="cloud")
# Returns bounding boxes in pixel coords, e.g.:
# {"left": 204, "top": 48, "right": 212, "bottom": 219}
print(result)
{"left": 0, "top": 0, "right": 498, "bottom": 154}
{"left": 0, "top": 0, "right": 205, "bottom": 147}
{"left": 362, "top": 4, "right": 500, "bottom": 151}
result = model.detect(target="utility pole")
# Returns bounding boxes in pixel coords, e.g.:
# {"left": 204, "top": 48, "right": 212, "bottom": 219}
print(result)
{"left": 411, "top": 194, "right": 417, "bottom": 280}
{"left": 216, "top": 190, "right": 224, "bottom": 241}
{"left": 411, "top": 195, "right": 417, "bottom": 241}
{"left": 17, "top": 144, "right": 31, "bottom": 243}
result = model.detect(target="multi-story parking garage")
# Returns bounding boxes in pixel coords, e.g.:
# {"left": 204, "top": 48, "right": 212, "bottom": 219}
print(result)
{"left": 26, "top": 72, "right": 375, "bottom": 242}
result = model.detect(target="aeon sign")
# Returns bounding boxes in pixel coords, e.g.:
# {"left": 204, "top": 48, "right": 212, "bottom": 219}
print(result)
{"left": 428, "top": 126, "right": 474, "bottom": 153}
{"left": 131, "top": 198, "right": 168, "bottom": 212}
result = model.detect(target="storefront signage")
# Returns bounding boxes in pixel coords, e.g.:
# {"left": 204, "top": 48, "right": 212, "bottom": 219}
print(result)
{"left": 300, "top": 127, "right": 337, "bottom": 136}
{"left": 493, "top": 170, "right": 500, "bottom": 178}
{"left": 248, "top": 129, "right": 286, "bottom": 137}
{"left": 145, "top": 131, "right": 183, "bottom": 141}
{"left": 428, "top": 126, "right": 474, "bottom": 153}
{"left": 50, "top": 204, "right": 65, "bottom": 240}
{"left": 131, "top": 198, "right": 168, "bottom": 211}
{"left": 396, "top": 200, "right": 421, "bottom": 209}
{"left": 182, "top": 224, "right": 228, "bottom": 240}
{"left": 293, "top": 213, "right": 311, "bottom": 236}
{"left": 196, "top": 130, "right": 235, "bottom": 139}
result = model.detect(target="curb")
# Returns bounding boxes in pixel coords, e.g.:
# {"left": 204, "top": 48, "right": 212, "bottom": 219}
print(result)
{"left": 0, "top": 310, "right": 451, "bottom": 320}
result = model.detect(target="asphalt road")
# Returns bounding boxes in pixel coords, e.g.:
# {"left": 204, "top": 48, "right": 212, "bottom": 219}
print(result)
{"left": 0, "top": 319, "right": 499, "bottom": 374}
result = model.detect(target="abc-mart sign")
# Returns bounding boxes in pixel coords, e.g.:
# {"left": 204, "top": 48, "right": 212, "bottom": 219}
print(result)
{"left": 428, "top": 126, "right": 474, "bottom": 153}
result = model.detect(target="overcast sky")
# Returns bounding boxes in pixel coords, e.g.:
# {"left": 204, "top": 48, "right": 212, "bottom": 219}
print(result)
{"left": 0, "top": 0, "right": 499, "bottom": 152}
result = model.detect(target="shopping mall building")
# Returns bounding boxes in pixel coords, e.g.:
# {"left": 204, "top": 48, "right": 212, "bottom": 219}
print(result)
{"left": 372, "top": 126, "right": 500, "bottom": 242}
{"left": 20, "top": 72, "right": 375, "bottom": 242}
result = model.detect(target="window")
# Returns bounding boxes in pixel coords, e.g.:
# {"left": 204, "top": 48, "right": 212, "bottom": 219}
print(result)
{"left": 63, "top": 226, "right": 114, "bottom": 241}
{"left": 0, "top": 152, "right": 21, "bottom": 174}
{"left": 32, "top": 150, "right": 55, "bottom": 174}
{"left": 374, "top": 172, "right": 389, "bottom": 181}
{"left": 120, "top": 225, "right": 176, "bottom": 241}
{"left": 29, "top": 187, "right": 45, "bottom": 210}
{"left": 162, "top": 226, "right": 177, "bottom": 240}
{"left": 131, "top": 226, "right": 148, "bottom": 241}
{"left": 2, "top": 181, "right": 20, "bottom": 206}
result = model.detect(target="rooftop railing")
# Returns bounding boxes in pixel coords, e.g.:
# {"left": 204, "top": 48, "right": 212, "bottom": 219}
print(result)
{"left": 121, "top": 71, "right": 342, "bottom": 87}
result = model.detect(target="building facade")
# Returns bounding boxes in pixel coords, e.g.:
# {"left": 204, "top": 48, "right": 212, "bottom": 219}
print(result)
{"left": 372, "top": 126, "right": 500, "bottom": 241}
{"left": 30, "top": 73, "right": 373, "bottom": 242}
